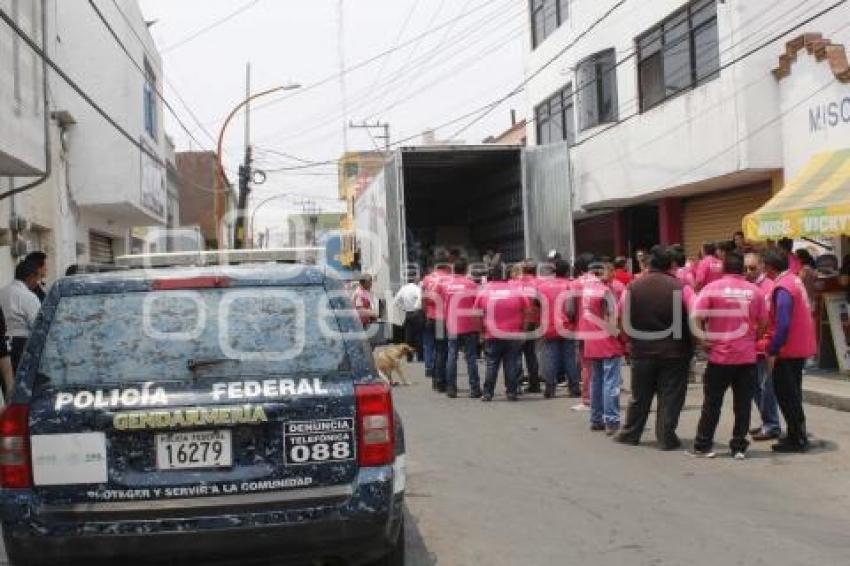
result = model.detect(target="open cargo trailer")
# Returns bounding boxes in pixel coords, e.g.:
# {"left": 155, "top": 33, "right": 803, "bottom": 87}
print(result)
{"left": 354, "top": 143, "right": 573, "bottom": 325}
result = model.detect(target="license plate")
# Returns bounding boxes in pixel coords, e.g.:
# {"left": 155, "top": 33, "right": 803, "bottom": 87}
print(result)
{"left": 156, "top": 430, "right": 232, "bottom": 470}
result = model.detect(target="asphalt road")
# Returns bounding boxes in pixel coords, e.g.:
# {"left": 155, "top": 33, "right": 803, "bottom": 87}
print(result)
{"left": 396, "top": 363, "right": 850, "bottom": 566}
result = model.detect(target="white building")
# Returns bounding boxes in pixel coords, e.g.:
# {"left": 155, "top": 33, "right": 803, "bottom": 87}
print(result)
{"left": 524, "top": 0, "right": 850, "bottom": 257}
{"left": 0, "top": 0, "right": 166, "bottom": 281}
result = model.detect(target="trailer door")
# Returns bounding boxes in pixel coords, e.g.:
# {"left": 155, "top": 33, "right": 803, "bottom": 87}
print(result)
{"left": 522, "top": 141, "right": 574, "bottom": 262}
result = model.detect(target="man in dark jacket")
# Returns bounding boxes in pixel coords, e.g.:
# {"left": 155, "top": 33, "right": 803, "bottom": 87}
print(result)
{"left": 615, "top": 246, "right": 694, "bottom": 450}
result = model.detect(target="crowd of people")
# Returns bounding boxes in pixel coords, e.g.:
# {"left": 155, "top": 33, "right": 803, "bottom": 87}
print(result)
{"left": 385, "top": 234, "right": 825, "bottom": 459}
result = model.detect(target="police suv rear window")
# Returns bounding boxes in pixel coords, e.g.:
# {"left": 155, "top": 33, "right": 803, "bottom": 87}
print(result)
{"left": 38, "top": 287, "right": 347, "bottom": 386}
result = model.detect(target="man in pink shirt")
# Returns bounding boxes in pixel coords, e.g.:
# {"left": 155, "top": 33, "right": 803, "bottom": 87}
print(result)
{"left": 745, "top": 253, "right": 781, "bottom": 441}
{"left": 474, "top": 268, "right": 531, "bottom": 402}
{"left": 694, "top": 242, "right": 724, "bottom": 291}
{"left": 578, "top": 257, "right": 625, "bottom": 434}
{"left": 421, "top": 260, "right": 451, "bottom": 389}
{"left": 438, "top": 259, "right": 482, "bottom": 399}
{"left": 510, "top": 261, "right": 543, "bottom": 393}
{"left": 690, "top": 251, "right": 767, "bottom": 459}
{"left": 537, "top": 259, "right": 579, "bottom": 398}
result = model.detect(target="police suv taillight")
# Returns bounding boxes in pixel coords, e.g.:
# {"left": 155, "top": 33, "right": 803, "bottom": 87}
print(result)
{"left": 0, "top": 405, "right": 32, "bottom": 489}
{"left": 355, "top": 383, "right": 395, "bottom": 467}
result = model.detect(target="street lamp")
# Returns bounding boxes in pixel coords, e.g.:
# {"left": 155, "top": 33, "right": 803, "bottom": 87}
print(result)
{"left": 249, "top": 193, "right": 295, "bottom": 248}
{"left": 215, "top": 74, "right": 300, "bottom": 249}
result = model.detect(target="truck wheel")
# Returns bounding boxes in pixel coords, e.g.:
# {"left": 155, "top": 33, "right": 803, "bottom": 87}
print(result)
{"left": 370, "top": 518, "right": 405, "bottom": 566}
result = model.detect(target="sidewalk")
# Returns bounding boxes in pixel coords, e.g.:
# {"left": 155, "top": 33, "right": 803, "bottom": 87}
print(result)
{"left": 803, "top": 371, "right": 850, "bottom": 413}
{"left": 690, "top": 362, "right": 850, "bottom": 413}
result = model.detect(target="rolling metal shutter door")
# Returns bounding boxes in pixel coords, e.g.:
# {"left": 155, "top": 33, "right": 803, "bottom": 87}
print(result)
{"left": 89, "top": 232, "right": 115, "bottom": 264}
{"left": 683, "top": 184, "right": 772, "bottom": 257}
{"left": 574, "top": 213, "right": 615, "bottom": 257}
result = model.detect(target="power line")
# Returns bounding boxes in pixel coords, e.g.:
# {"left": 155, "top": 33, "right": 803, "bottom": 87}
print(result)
{"left": 238, "top": 0, "right": 508, "bottom": 119}
{"left": 256, "top": 0, "right": 521, "bottom": 147}
{"left": 161, "top": 0, "right": 263, "bottom": 54}
{"left": 366, "top": 0, "right": 422, "bottom": 95}
{"left": 0, "top": 5, "right": 164, "bottom": 167}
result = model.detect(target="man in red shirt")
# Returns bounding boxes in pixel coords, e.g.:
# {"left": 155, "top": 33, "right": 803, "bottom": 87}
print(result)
{"left": 613, "top": 257, "right": 632, "bottom": 287}
{"left": 475, "top": 268, "right": 531, "bottom": 402}
{"left": 695, "top": 242, "right": 724, "bottom": 291}
{"left": 439, "top": 259, "right": 482, "bottom": 399}
{"left": 690, "top": 251, "right": 767, "bottom": 459}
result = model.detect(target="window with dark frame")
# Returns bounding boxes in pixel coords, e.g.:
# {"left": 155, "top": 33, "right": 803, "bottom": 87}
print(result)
{"left": 577, "top": 49, "right": 618, "bottom": 131}
{"left": 637, "top": 0, "right": 719, "bottom": 112}
{"left": 530, "top": 0, "right": 569, "bottom": 49}
{"left": 535, "top": 84, "right": 575, "bottom": 146}
{"left": 143, "top": 60, "right": 157, "bottom": 139}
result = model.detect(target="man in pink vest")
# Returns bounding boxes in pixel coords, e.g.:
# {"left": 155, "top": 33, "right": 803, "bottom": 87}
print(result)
{"left": 538, "top": 259, "right": 579, "bottom": 398}
{"left": 579, "top": 257, "right": 625, "bottom": 435}
{"left": 745, "top": 253, "right": 782, "bottom": 441}
{"left": 510, "top": 261, "right": 543, "bottom": 393}
{"left": 438, "top": 259, "right": 482, "bottom": 399}
{"left": 764, "top": 250, "right": 817, "bottom": 453}
{"left": 690, "top": 251, "right": 767, "bottom": 459}
{"left": 421, "top": 260, "right": 451, "bottom": 390}
{"left": 474, "top": 268, "right": 531, "bottom": 402}
{"left": 695, "top": 242, "right": 724, "bottom": 291}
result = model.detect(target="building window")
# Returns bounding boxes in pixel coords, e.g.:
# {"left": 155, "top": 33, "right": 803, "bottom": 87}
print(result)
{"left": 535, "top": 84, "right": 575, "bottom": 146}
{"left": 530, "top": 0, "right": 569, "bottom": 49}
{"left": 576, "top": 49, "right": 618, "bottom": 131}
{"left": 637, "top": 0, "right": 719, "bottom": 112}
{"left": 143, "top": 60, "right": 157, "bottom": 139}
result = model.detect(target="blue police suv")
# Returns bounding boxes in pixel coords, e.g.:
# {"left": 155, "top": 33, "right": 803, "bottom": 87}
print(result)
{"left": 0, "top": 262, "right": 405, "bottom": 565}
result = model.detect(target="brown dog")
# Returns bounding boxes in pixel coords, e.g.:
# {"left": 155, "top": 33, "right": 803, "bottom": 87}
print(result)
{"left": 374, "top": 344, "right": 415, "bottom": 386}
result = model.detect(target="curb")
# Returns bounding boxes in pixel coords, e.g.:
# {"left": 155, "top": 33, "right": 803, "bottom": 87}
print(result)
{"left": 803, "top": 387, "right": 850, "bottom": 413}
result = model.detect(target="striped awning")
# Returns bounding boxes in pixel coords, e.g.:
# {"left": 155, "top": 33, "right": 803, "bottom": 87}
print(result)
{"left": 744, "top": 149, "right": 850, "bottom": 240}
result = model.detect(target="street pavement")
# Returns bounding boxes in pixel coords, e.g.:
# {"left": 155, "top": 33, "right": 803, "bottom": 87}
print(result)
{"left": 397, "top": 362, "right": 850, "bottom": 566}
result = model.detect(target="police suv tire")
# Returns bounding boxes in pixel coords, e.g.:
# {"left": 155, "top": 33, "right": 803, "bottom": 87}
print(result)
{"left": 371, "top": 517, "right": 405, "bottom": 566}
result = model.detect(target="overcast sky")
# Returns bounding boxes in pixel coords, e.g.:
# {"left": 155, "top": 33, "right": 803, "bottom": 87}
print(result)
{"left": 138, "top": 0, "right": 526, "bottom": 235}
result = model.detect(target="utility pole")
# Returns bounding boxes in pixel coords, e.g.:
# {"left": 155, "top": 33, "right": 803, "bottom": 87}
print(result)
{"left": 234, "top": 63, "right": 252, "bottom": 249}
{"left": 349, "top": 120, "right": 390, "bottom": 152}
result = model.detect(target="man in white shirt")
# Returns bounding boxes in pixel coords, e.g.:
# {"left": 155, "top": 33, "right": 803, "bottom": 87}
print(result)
{"left": 0, "top": 259, "right": 43, "bottom": 373}
{"left": 394, "top": 276, "right": 423, "bottom": 362}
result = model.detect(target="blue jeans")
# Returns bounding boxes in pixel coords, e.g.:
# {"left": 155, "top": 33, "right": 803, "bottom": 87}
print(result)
{"left": 754, "top": 358, "right": 781, "bottom": 434}
{"left": 541, "top": 338, "right": 580, "bottom": 392}
{"left": 447, "top": 333, "right": 481, "bottom": 393}
{"left": 590, "top": 357, "right": 623, "bottom": 427}
{"left": 483, "top": 339, "right": 522, "bottom": 396}
{"left": 423, "top": 319, "right": 436, "bottom": 377}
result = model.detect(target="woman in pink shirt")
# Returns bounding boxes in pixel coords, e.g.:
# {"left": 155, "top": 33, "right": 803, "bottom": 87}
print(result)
{"left": 690, "top": 251, "right": 767, "bottom": 459}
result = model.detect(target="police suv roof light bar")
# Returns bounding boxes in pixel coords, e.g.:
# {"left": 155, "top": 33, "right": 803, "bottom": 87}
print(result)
{"left": 115, "top": 247, "right": 324, "bottom": 269}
